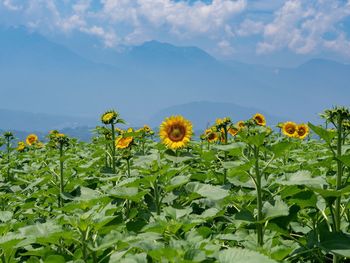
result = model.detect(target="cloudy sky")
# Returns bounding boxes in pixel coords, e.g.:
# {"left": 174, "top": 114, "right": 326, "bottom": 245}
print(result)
{"left": 1, "top": 0, "right": 350, "bottom": 65}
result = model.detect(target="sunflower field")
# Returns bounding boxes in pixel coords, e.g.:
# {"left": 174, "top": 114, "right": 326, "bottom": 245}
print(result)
{"left": 0, "top": 107, "right": 350, "bottom": 263}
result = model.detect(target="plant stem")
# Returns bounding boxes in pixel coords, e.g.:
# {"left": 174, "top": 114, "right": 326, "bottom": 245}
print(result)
{"left": 254, "top": 146, "right": 263, "bottom": 246}
{"left": 59, "top": 144, "right": 64, "bottom": 208}
{"left": 6, "top": 137, "right": 10, "bottom": 182}
{"left": 335, "top": 113, "right": 343, "bottom": 232}
{"left": 223, "top": 125, "right": 228, "bottom": 184}
{"left": 81, "top": 230, "right": 88, "bottom": 261}
{"left": 126, "top": 158, "right": 131, "bottom": 177}
{"left": 111, "top": 122, "right": 116, "bottom": 175}
{"left": 154, "top": 178, "right": 160, "bottom": 215}
{"left": 333, "top": 114, "right": 343, "bottom": 263}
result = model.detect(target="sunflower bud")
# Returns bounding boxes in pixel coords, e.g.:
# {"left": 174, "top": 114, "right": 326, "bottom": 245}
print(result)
{"left": 101, "top": 110, "right": 119, "bottom": 125}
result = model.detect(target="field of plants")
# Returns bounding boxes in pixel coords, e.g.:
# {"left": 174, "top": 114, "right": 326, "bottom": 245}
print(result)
{"left": 0, "top": 107, "right": 350, "bottom": 263}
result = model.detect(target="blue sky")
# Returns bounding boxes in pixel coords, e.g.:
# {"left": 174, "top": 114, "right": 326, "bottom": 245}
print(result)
{"left": 1, "top": 0, "right": 350, "bottom": 66}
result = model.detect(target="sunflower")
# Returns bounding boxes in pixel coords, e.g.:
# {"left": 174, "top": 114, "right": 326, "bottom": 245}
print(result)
{"left": 143, "top": 125, "right": 151, "bottom": 132}
{"left": 204, "top": 128, "right": 218, "bottom": 143}
{"left": 228, "top": 126, "right": 239, "bottom": 136}
{"left": 26, "top": 134, "right": 38, "bottom": 145}
{"left": 101, "top": 110, "right": 118, "bottom": 125}
{"left": 115, "top": 127, "right": 124, "bottom": 135}
{"left": 296, "top": 124, "right": 309, "bottom": 139}
{"left": 282, "top": 122, "right": 298, "bottom": 138}
{"left": 17, "top": 141, "right": 26, "bottom": 152}
{"left": 216, "top": 117, "right": 231, "bottom": 127}
{"left": 159, "top": 115, "right": 193, "bottom": 149}
{"left": 115, "top": 136, "right": 133, "bottom": 149}
{"left": 237, "top": 121, "right": 245, "bottom": 130}
{"left": 253, "top": 113, "right": 266, "bottom": 126}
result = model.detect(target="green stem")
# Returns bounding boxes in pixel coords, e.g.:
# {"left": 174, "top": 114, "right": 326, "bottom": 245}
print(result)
{"left": 59, "top": 144, "right": 64, "bottom": 208}
{"left": 154, "top": 178, "right": 160, "bottom": 215}
{"left": 223, "top": 125, "right": 228, "bottom": 184}
{"left": 126, "top": 158, "right": 131, "bottom": 177}
{"left": 81, "top": 230, "right": 88, "bottom": 261}
{"left": 111, "top": 122, "right": 116, "bottom": 175}
{"left": 335, "top": 114, "right": 343, "bottom": 232}
{"left": 254, "top": 146, "right": 263, "bottom": 247}
{"left": 6, "top": 137, "right": 10, "bottom": 182}
{"left": 333, "top": 114, "right": 343, "bottom": 263}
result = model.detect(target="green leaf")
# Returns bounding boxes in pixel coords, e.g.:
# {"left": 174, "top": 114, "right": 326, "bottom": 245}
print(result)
{"left": 185, "top": 182, "right": 229, "bottom": 201}
{"left": 310, "top": 185, "right": 350, "bottom": 198}
{"left": 165, "top": 175, "right": 189, "bottom": 192}
{"left": 262, "top": 196, "right": 289, "bottom": 221}
{"left": 109, "top": 187, "right": 149, "bottom": 202}
{"left": 270, "top": 141, "right": 292, "bottom": 158}
{"left": 0, "top": 211, "right": 13, "bottom": 223}
{"left": 44, "top": 255, "right": 65, "bottom": 263}
{"left": 213, "top": 143, "right": 245, "bottom": 152}
{"left": 308, "top": 122, "right": 336, "bottom": 143}
{"left": 218, "top": 248, "right": 278, "bottom": 263}
{"left": 338, "top": 154, "right": 350, "bottom": 167}
{"left": 276, "top": 170, "right": 327, "bottom": 188}
{"left": 320, "top": 231, "right": 350, "bottom": 257}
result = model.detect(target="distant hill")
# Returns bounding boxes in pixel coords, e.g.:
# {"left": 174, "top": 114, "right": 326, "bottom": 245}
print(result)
{"left": 148, "top": 101, "right": 285, "bottom": 130}
{"left": 0, "top": 108, "right": 96, "bottom": 132}
{"left": 0, "top": 26, "right": 349, "bottom": 124}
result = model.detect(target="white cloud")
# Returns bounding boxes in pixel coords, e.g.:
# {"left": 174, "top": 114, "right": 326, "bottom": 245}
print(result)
{"left": 257, "top": 0, "right": 350, "bottom": 56}
{"left": 237, "top": 19, "right": 264, "bottom": 36}
{"left": 217, "top": 39, "right": 235, "bottom": 55}
{"left": 81, "top": 25, "right": 118, "bottom": 47}
{"left": 1, "top": 0, "right": 21, "bottom": 11}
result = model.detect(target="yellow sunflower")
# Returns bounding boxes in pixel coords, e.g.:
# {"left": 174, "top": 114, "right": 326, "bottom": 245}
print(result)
{"left": 204, "top": 128, "right": 218, "bottom": 143}
{"left": 115, "top": 127, "right": 124, "bottom": 135}
{"left": 17, "top": 141, "right": 26, "bottom": 152}
{"left": 26, "top": 134, "right": 38, "bottom": 145}
{"left": 101, "top": 110, "right": 118, "bottom": 125}
{"left": 282, "top": 122, "right": 298, "bottom": 138}
{"left": 237, "top": 121, "right": 245, "bottom": 130}
{"left": 228, "top": 127, "right": 239, "bottom": 136}
{"left": 253, "top": 113, "right": 266, "bottom": 126}
{"left": 143, "top": 125, "right": 151, "bottom": 132}
{"left": 115, "top": 136, "right": 133, "bottom": 149}
{"left": 159, "top": 115, "right": 193, "bottom": 149}
{"left": 296, "top": 124, "right": 309, "bottom": 139}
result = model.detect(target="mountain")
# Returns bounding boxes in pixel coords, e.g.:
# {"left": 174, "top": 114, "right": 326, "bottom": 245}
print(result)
{"left": 148, "top": 101, "right": 285, "bottom": 130}
{"left": 0, "top": 108, "right": 96, "bottom": 132}
{"left": 0, "top": 26, "right": 349, "bottom": 125}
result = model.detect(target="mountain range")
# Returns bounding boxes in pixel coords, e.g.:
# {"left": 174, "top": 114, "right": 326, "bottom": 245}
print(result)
{"left": 0, "top": 26, "right": 349, "bottom": 135}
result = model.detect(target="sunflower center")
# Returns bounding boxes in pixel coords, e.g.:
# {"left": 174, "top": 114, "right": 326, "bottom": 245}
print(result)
{"left": 298, "top": 128, "right": 305, "bottom": 136}
{"left": 168, "top": 125, "right": 186, "bottom": 142}
{"left": 208, "top": 133, "right": 216, "bottom": 140}
{"left": 287, "top": 126, "right": 295, "bottom": 134}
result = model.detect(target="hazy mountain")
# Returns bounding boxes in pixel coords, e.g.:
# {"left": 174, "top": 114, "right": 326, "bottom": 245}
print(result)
{"left": 0, "top": 108, "right": 97, "bottom": 132}
{"left": 148, "top": 101, "right": 286, "bottom": 130}
{"left": 0, "top": 26, "right": 349, "bottom": 126}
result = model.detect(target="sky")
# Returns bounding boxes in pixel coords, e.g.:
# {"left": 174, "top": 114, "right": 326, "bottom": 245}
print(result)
{"left": 1, "top": 0, "right": 350, "bottom": 66}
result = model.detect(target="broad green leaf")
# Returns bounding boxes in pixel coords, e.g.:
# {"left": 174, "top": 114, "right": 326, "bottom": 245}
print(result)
{"left": 44, "top": 255, "right": 65, "bottom": 263}
{"left": 338, "top": 154, "right": 350, "bottom": 167}
{"left": 0, "top": 211, "right": 13, "bottom": 222}
{"left": 320, "top": 231, "right": 350, "bottom": 257}
{"left": 262, "top": 196, "right": 289, "bottom": 221}
{"left": 276, "top": 170, "right": 326, "bottom": 188}
{"left": 165, "top": 175, "right": 189, "bottom": 192}
{"left": 270, "top": 141, "right": 292, "bottom": 158}
{"left": 109, "top": 187, "right": 149, "bottom": 202}
{"left": 218, "top": 248, "right": 278, "bottom": 263}
{"left": 185, "top": 182, "right": 229, "bottom": 201}
{"left": 308, "top": 122, "right": 336, "bottom": 143}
